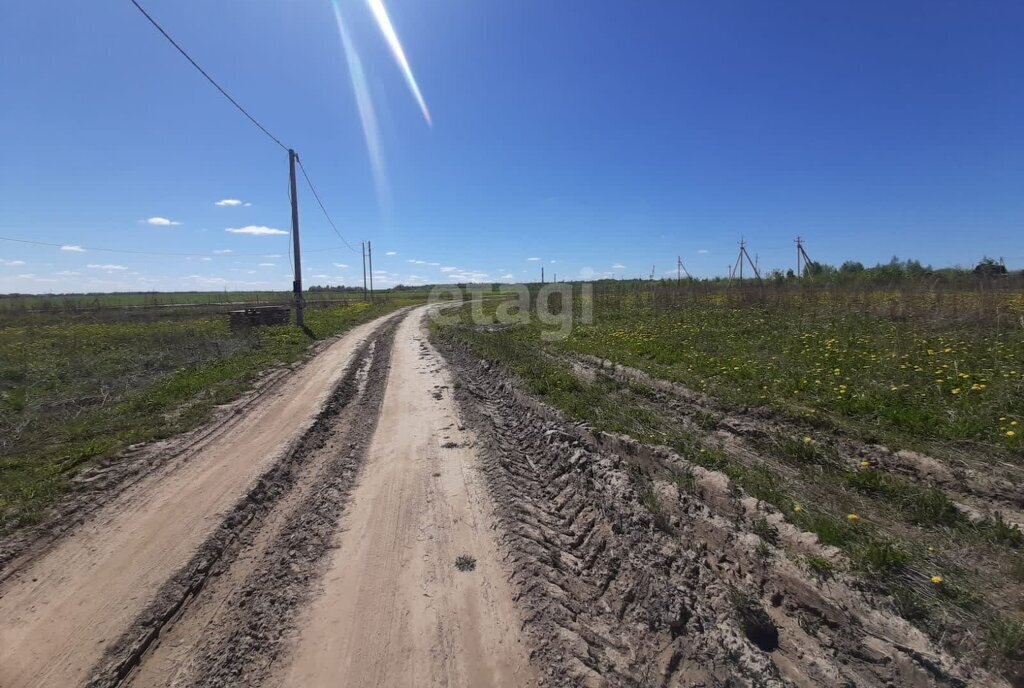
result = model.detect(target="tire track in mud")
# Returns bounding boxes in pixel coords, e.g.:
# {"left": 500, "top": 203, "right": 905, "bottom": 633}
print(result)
{"left": 86, "top": 319, "right": 399, "bottom": 688}
{"left": 434, "top": 335, "right": 1003, "bottom": 687}
{"left": 570, "top": 353, "right": 1024, "bottom": 521}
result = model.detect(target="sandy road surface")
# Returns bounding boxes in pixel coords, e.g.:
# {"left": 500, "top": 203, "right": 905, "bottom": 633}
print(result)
{"left": 279, "top": 308, "right": 534, "bottom": 688}
{"left": 0, "top": 310, "right": 404, "bottom": 688}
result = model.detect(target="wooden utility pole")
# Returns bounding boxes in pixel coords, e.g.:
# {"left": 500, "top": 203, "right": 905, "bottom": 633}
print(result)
{"left": 367, "top": 241, "right": 374, "bottom": 303}
{"left": 541, "top": 267, "right": 545, "bottom": 284}
{"left": 288, "top": 149, "right": 304, "bottom": 327}
{"left": 677, "top": 255, "right": 690, "bottom": 282}
{"left": 734, "top": 238, "right": 761, "bottom": 282}
{"left": 795, "top": 236, "right": 813, "bottom": 277}
{"left": 361, "top": 242, "right": 368, "bottom": 300}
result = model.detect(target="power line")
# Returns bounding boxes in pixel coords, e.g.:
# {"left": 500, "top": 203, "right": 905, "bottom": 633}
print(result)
{"left": 296, "top": 158, "right": 359, "bottom": 253}
{"left": 128, "top": 0, "right": 288, "bottom": 152}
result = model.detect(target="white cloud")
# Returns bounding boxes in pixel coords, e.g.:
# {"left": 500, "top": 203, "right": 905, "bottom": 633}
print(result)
{"left": 55, "top": 270, "right": 80, "bottom": 276}
{"left": 215, "top": 199, "right": 243, "bottom": 207}
{"left": 333, "top": 263, "right": 350, "bottom": 268}
{"left": 146, "top": 217, "right": 181, "bottom": 226}
{"left": 87, "top": 263, "right": 128, "bottom": 270}
{"left": 60, "top": 245, "right": 86, "bottom": 252}
{"left": 697, "top": 249, "right": 709, "bottom": 254}
{"left": 258, "top": 263, "right": 275, "bottom": 267}
{"left": 200, "top": 257, "right": 212, "bottom": 262}
{"left": 550, "top": 259, "right": 557, "bottom": 264}
{"left": 385, "top": 251, "right": 397, "bottom": 256}
{"left": 439, "top": 266, "right": 458, "bottom": 273}
{"left": 225, "top": 225, "right": 288, "bottom": 236}
{"left": 501, "top": 273, "right": 514, "bottom": 279}
{"left": 0, "top": 259, "right": 26, "bottom": 266}
{"left": 213, "top": 249, "right": 233, "bottom": 254}
{"left": 264, "top": 254, "right": 282, "bottom": 258}
{"left": 427, "top": 262, "right": 440, "bottom": 266}
{"left": 526, "top": 257, "right": 540, "bottom": 262}
{"left": 17, "top": 273, "right": 36, "bottom": 279}
{"left": 611, "top": 263, "right": 626, "bottom": 269}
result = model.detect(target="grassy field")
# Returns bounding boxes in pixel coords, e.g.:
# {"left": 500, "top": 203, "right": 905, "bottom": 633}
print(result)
{"left": 432, "top": 281, "right": 1024, "bottom": 675}
{"left": 0, "top": 288, "right": 438, "bottom": 313}
{"left": 575, "top": 284, "right": 1024, "bottom": 460}
{"left": 0, "top": 298, "right": 420, "bottom": 530}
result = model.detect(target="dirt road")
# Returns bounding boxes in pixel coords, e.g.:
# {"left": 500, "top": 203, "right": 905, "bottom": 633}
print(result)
{"left": 0, "top": 310, "right": 402, "bottom": 687}
{"left": 0, "top": 305, "right": 1005, "bottom": 687}
{"left": 279, "top": 308, "right": 534, "bottom": 688}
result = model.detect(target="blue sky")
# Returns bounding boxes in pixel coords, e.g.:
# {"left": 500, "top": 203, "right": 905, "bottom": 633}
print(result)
{"left": 1, "top": 0, "right": 1023, "bottom": 293}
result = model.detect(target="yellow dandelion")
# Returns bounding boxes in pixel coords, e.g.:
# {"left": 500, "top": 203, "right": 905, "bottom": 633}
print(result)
{"left": 951, "top": 388, "right": 961, "bottom": 395}
{"left": 859, "top": 460, "right": 871, "bottom": 468}
{"left": 1008, "top": 431, "right": 1017, "bottom": 437}
{"left": 847, "top": 513, "right": 860, "bottom": 523}
{"left": 803, "top": 436, "right": 813, "bottom": 444}
{"left": 793, "top": 504, "right": 803, "bottom": 513}
{"left": 1012, "top": 421, "right": 1019, "bottom": 426}
{"left": 931, "top": 575, "right": 943, "bottom": 585}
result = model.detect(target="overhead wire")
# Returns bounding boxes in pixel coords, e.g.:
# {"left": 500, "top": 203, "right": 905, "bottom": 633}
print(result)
{"left": 296, "top": 157, "right": 359, "bottom": 253}
{"left": 128, "top": 0, "right": 288, "bottom": 152}
{"left": 130, "top": 0, "right": 359, "bottom": 257}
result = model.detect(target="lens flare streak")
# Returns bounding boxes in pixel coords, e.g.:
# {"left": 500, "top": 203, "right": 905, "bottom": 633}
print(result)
{"left": 331, "top": 0, "right": 390, "bottom": 206}
{"left": 366, "top": 0, "right": 432, "bottom": 126}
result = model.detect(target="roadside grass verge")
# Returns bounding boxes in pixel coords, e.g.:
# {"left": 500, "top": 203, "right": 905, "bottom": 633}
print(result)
{"left": 431, "top": 299, "right": 1024, "bottom": 676}
{"left": 0, "top": 300, "right": 416, "bottom": 531}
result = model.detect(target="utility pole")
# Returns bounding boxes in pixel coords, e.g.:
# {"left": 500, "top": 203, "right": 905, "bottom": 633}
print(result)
{"left": 288, "top": 149, "right": 304, "bottom": 327}
{"left": 541, "top": 267, "right": 545, "bottom": 284}
{"left": 734, "top": 238, "right": 761, "bottom": 282}
{"left": 367, "top": 241, "right": 374, "bottom": 303}
{"left": 795, "top": 236, "right": 813, "bottom": 277}
{"left": 361, "top": 242, "right": 368, "bottom": 301}
{"left": 677, "top": 255, "right": 690, "bottom": 282}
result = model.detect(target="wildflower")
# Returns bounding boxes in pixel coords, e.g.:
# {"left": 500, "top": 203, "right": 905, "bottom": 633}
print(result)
{"left": 927, "top": 545, "right": 934, "bottom": 552}
{"left": 931, "top": 575, "right": 943, "bottom": 585}
{"left": 1009, "top": 431, "right": 1017, "bottom": 437}
{"left": 859, "top": 460, "right": 871, "bottom": 468}
{"left": 793, "top": 504, "right": 803, "bottom": 513}
{"left": 1013, "top": 421, "right": 1019, "bottom": 426}
{"left": 951, "top": 388, "right": 961, "bottom": 395}
{"left": 847, "top": 513, "right": 860, "bottom": 523}
{"left": 803, "top": 436, "right": 813, "bottom": 444}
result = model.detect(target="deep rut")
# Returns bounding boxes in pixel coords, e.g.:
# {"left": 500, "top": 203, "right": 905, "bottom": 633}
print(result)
{"left": 106, "top": 319, "right": 399, "bottom": 687}
{"left": 434, "top": 335, "right": 1004, "bottom": 687}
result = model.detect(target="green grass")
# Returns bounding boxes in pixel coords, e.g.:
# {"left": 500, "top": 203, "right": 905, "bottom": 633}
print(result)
{"left": 564, "top": 289, "right": 1024, "bottom": 461}
{"left": 0, "top": 299, "right": 418, "bottom": 530}
{"left": 431, "top": 296, "right": 1024, "bottom": 674}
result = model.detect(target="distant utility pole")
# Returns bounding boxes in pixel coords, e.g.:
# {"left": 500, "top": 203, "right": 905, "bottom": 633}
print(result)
{"left": 288, "top": 149, "right": 304, "bottom": 327}
{"left": 367, "top": 241, "right": 374, "bottom": 303}
{"left": 795, "top": 236, "right": 813, "bottom": 277}
{"left": 650, "top": 265, "right": 656, "bottom": 280}
{"left": 733, "top": 238, "right": 761, "bottom": 282}
{"left": 364, "top": 241, "right": 372, "bottom": 301}
{"left": 677, "top": 255, "right": 690, "bottom": 283}
{"left": 541, "top": 267, "right": 545, "bottom": 284}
